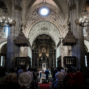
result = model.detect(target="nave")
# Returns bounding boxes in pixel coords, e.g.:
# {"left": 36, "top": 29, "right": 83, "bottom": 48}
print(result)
{"left": 0, "top": 0, "right": 89, "bottom": 89}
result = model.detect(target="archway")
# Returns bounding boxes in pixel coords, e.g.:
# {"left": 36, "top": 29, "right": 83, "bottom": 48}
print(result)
{"left": 32, "top": 34, "right": 56, "bottom": 70}
{"left": 25, "top": 0, "right": 69, "bottom": 68}
{"left": 28, "top": 21, "right": 60, "bottom": 46}
{"left": 28, "top": 21, "right": 62, "bottom": 68}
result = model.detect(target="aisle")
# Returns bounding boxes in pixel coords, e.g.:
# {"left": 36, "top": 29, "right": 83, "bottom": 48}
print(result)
{"left": 38, "top": 82, "right": 51, "bottom": 89}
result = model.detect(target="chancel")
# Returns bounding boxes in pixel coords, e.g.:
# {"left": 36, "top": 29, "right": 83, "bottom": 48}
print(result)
{"left": 0, "top": 0, "right": 89, "bottom": 89}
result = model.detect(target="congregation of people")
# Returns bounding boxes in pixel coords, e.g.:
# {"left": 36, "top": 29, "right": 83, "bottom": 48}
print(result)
{"left": 0, "top": 65, "right": 89, "bottom": 89}
{"left": 52, "top": 66, "right": 85, "bottom": 89}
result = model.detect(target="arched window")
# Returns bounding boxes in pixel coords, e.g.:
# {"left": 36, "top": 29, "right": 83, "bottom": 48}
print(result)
{"left": 0, "top": 44, "right": 7, "bottom": 67}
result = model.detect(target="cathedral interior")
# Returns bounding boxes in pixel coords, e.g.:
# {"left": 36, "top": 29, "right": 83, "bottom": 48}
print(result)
{"left": 0, "top": 0, "right": 89, "bottom": 89}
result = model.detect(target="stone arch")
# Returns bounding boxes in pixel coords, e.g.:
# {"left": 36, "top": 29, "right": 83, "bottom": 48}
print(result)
{"left": 23, "top": 0, "right": 69, "bottom": 67}
{"left": 0, "top": 44, "right": 7, "bottom": 55}
{"left": 28, "top": 21, "right": 60, "bottom": 46}
{"left": 0, "top": 42, "right": 7, "bottom": 54}
{"left": 32, "top": 34, "right": 56, "bottom": 68}
{"left": 32, "top": 34, "right": 56, "bottom": 48}
{"left": 24, "top": 1, "right": 68, "bottom": 38}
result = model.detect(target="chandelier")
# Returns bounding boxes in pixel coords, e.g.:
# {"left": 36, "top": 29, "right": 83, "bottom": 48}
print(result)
{"left": 75, "top": 0, "right": 89, "bottom": 37}
{"left": 75, "top": 10, "right": 89, "bottom": 27}
{"left": 76, "top": 0, "right": 89, "bottom": 27}
{"left": 0, "top": 16, "right": 15, "bottom": 26}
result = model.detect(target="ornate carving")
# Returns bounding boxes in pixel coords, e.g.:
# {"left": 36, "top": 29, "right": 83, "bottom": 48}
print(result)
{"left": 41, "top": 27, "right": 48, "bottom": 31}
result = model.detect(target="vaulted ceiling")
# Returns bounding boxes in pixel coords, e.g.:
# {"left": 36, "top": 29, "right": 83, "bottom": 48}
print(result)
{"left": 0, "top": 0, "right": 89, "bottom": 42}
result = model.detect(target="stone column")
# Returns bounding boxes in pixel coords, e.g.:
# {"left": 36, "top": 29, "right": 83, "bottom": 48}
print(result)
{"left": 6, "top": 26, "right": 14, "bottom": 70}
{"left": 69, "top": 0, "right": 85, "bottom": 69}
{"left": 6, "top": 0, "right": 16, "bottom": 71}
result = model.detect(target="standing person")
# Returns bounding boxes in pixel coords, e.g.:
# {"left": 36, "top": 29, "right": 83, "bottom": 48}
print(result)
{"left": 74, "top": 69, "right": 84, "bottom": 89}
{"left": 45, "top": 68, "right": 49, "bottom": 83}
{"left": 39, "top": 70, "right": 42, "bottom": 83}
{"left": 18, "top": 65, "right": 33, "bottom": 89}
{"left": 53, "top": 69, "right": 66, "bottom": 89}
{"left": 63, "top": 66, "right": 76, "bottom": 89}
{"left": 17, "top": 66, "right": 23, "bottom": 78}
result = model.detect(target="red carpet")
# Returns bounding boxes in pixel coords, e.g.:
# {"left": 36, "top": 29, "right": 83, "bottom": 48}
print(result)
{"left": 38, "top": 83, "right": 51, "bottom": 89}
